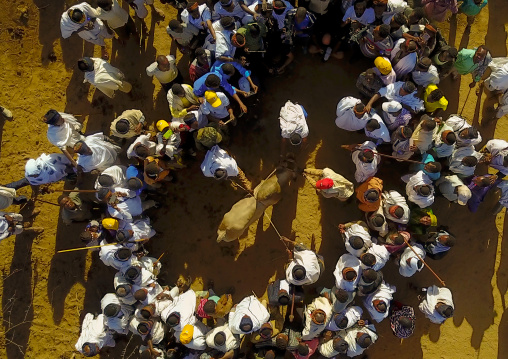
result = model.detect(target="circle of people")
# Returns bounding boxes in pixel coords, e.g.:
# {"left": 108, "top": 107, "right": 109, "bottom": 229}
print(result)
{"left": 1, "top": 0, "right": 508, "bottom": 358}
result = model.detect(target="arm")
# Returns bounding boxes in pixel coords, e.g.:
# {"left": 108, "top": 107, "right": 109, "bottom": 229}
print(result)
{"left": 206, "top": 20, "right": 216, "bottom": 40}
{"left": 365, "top": 93, "right": 381, "bottom": 113}
{"left": 232, "top": 93, "right": 247, "bottom": 113}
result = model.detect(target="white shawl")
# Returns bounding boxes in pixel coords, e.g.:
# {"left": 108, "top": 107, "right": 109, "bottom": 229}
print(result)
{"left": 205, "top": 324, "right": 240, "bottom": 352}
{"left": 344, "top": 324, "right": 378, "bottom": 357}
{"left": 445, "top": 115, "right": 482, "bottom": 147}
{"left": 75, "top": 313, "right": 115, "bottom": 353}
{"left": 486, "top": 57, "right": 508, "bottom": 91}
{"left": 352, "top": 141, "right": 380, "bottom": 183}
{"left": 100, "top": 293, "right": 133, "bottom": 335}
{"left": 432, "top": 123, "right": 455, "bottom": 158}
{"left": 25, "top": 153, "right": 70, "bottom": 185}
{"left": 325, "top": 306, "right": 362, "bottom": 331}
{"left": 391, "top": 39, "right": 417, "bottom": 79}
{"left": 94, "top": 165, "right": 127, "bottom": 190}
{"left": 286, "top": 249, "right": 321, "bottom": 285}
{"left": 486, "top": 139, "right": 508, "bottom": 175}
{"left": 364, "top": 282, "right": 396, "bottom": 323}
{"left": 126, "top": 135, "right": 157, "bottom": 159}
{"left": 335, "top": 97, "right": 369, "bottom": 131}
{"left": 114, "top": 272, "right": 137, "bottom": 305}
{"left": 175, "top": 320, "right": 209, "bottom": 350}
{"left": 344, "top": 223, "right": 372, "bottom": 258}
{"left": 161, "top": 289, "right": 197, "bottom": 331}
{"left": 333, "top": 254, "right": 362, "bottom": 291}
{"left": 399, "top": 244, "right": 426, "bottom": 277}
{"left": 379, "top": 81, "right": 424, "bottom": 112}
{"left": 362, "top": 244, "right": 390, "bottom": 271}
{"left": 382, "top": 190, "right": 409, "bottom": 224}
{"left": 229, "top": 295, "right": 270, "bottom": 334}
{"left": 279, "top": 101, "right": 309, "bottom": 139}
{"left": 99, "top": 240, "right": 134, "bottom": 271}
{"left": 418, "top": 285, "right": 454, "bottom": 324}
{"left": 412, "top": 65, "right": 440, "bottom": 87}
{"left": 47, "top": 112, "right": 83, "bottom": 148}
{"left": 364, "top": 113, "right": 390, "bottom": 143}
{"left": 84, "top": 58, "right": 124, "bottom": 98}
{"left": 302, "top": 297, "right": 333, "bottom": 340}
{"left": 405, "top": 171, "right": 434, "bottom": 208}
{"left": 201, "top": 145, "right": 239, "bottom": 178}
{"left": 449, "top": 146, "right": 481, "bottom": 177}
{"left": 77, "top": 132, "right": 119, "bottom": 172}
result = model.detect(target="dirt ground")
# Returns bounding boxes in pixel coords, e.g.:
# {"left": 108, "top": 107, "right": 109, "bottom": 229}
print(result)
{"left": 0, "top": 1, "right": 508, "bottom": 358}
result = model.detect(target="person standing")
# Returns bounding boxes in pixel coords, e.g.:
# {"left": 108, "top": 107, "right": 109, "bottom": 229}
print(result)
{"left": 418, "top": 285, "right": 454, "bottom": 324}
{"left": 96, "top": 0, "right": 137, "bottom": 43}
{"left": 43, "top": 109, "right": 84, "bottom": 167}
{"left": 74, "top": 133, "right": 120, "bottom": 173}
{"left": 110, "top": 109, "right": 146, "bottom": 139}
{"left": 75, "top": 313, "right": 116, "bottom": 357}
{"left": 453, "top": 45, "right": 491, "bottom": 87}
{"left": 78, "top": 57, "right": 132, "bottom": 98}
{"left": 459, "top": 0, "right": 488, "bottom": 27}
{"left": 285, "top": 243, "right": 323, "bottom": 286}
{"left": 146, "top": 55, "right": 182, "bottom": 92}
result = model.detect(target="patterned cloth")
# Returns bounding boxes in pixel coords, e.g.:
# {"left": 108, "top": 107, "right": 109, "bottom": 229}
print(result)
{"left": 390, "top": 305, "right": 415, "bottom": 338}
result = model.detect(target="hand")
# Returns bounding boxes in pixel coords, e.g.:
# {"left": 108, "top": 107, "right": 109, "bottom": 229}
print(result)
{"left": 116, "top": 192, "right": 128, "bottom": 198}
{"left": 338, "top": 224, "right": 346, "bottom": 233}
{"left": 135, "top": 123, "right": 143, "bottom": 134}
{"left": 488, "top": 175, "right": 498, "bottom": 184}
{"left": 198, "top": 97, "right": 205, "bottom": 104}
{"left": 365, "top": 104, "right": 372, "bottom": 113}
{"left": 218, "top": 120, "right": 225, "bottom": 126}
{"left": 188, "top": 105, "right": 200, "bottom": 111}
{"left": 409, "top": 145, "right": 418, "bottom": 152}
{"left": 253, "top": 13, "right": 260, "bottom": 20}
{"left": 229, "top": 114, "right": 235, "bottom": 122}
{"left": 252, "top": 84, "right": 259, "bottom": 94}
{"left": 239, "top": 56, "right": 247, "bottom": 66}
{"left": 240, "top": 103, "right": 247, "bottom": 113}
{"left": 469, "top": 81, "right": 477, "bottom": 88}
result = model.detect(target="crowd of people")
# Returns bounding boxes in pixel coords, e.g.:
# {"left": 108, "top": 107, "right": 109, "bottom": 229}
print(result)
{"left": 1, "top": 0, "right": 508, "bottom": 357}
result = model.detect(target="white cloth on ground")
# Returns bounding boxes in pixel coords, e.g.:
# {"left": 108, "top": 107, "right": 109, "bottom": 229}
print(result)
{"left": 279, "top": 101, "right": 309, "bottom": 139}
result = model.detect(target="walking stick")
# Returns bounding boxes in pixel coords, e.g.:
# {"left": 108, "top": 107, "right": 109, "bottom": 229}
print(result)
{"left": 459, "top": 86, "right": 473, "bottom": 116}
{"left": 35, "top": 198, "right": 60, "bottom": 207}
{"left": 341, "top": 145, "right": 424, "bottom": 164}
{"left": 289, "top": 290, "right": 295, "bottom": 322}
{"left": 57, "top": 238, "right": 147, "bottom": 253}
{"left": 402, "top": 236, "right": 446, "bottom": 286}
{"left": 53, "top": 189, "right": 99, "bottom": 193}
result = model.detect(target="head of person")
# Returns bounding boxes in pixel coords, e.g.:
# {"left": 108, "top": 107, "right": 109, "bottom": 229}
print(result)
{"left": 441, "top": 46, "right": 458, "bottom": 62}
{"left": 97, "top": 173, "right": 114, "bottom": 188}
{"left": 186, "top": 1, "right": 201, "bottom": 18}
{"left": 140, "top": 304, "right": 155, "bottom": 319}
{"left": 456, "top": 185, "right": 472, "bottom": 205}
{"left": 441, "top": 130, "right": 456, "bottom": 145}
{"left": 59, "top": 195, "right": 76, "bottom": 210}
{"left": 333, "top": 312, "right": 350, "bottom": 329}
{"left": 114, "top": 248, "right": 132, "bottom": 263}
{"left": 416, "top": 57, "right": 432, "bottom": 72}
{"left": 77, "top": 57, "right": 94, "bottom": 72}
{"left": 127, "top": 176, "right": 143, "bottom": 192}
{"left": 295, "top": 7, "right": 307, "bottom": 23}
{"left": 400, "top": 81, "right": 416, "bottom": 96}
{"left": 372, "top": 0, "right": 388, "bottom": 15}
{"left": 369, "top": 213, "right": 385, "bottom": 227}
{"left": 394, "top": 125, "right": 413, "bottom": 140}
{"left": 389, "top": 205, "right": 404, "bottom": 219}
{"left": 115, "top": 118, "right": 130, "bottom": 135}
{"left": 428, "top": 88, "right": 445, "bottom": 103}
{"left": 272, "top": 0, "right": 287, "bottom": 15}
{"left": 137, "top": 320, "right": 153, "bottom": 335}
{"left": 278, "top": 288, "right": 290, "bottom": 305}
{"left": 292, "top": 264, "right": 306, "bottom": 281}
{"left": 220, "top": 16, "right": 235, "bottom": 31}
{"left": 102, "top": 217, "right": 118, "bottom": 231}
{"left": 390, "top": 12, "right": 407, "bottom": 30}
{"left": 103, "top": 303, "right": 121, "bottom": 318}
{"left": 354, "top": 0, "right": 367, "bottom": 17}
{"left": 115, "top": 284, "right": 131, "bottom": 298}
{"left": 415, "top": 184, "right": 432, "bottom": 197}
{"left": 364, "top": 189, "right": 380, "bottom": 203}
{"left": 374, "top": 56, "right": 392, "bottom": 76}
{"left": 362, "top": 268, "right": 378, "bottom": 283}
{"left": 69, "top": 8, "right": 85, "bottom": 23}
{"left": 403, "top": 40, "right": 418, "bottom": 54}
{"left": 333, "top": 287, "right": 350, "bottom": 303}
{"left": 473, "top": 45, "right": 488, "bottom": 64}
{"left": 73, "top": 140, "right": 92, "bottom": 155}
{"left": 348, "top": 235, "right": 364, "bottom": 250}
{"left": 408, "top": 7, "right": 425, "bottom": 24}
{"left": 145, "top": 160, "right": 162, "bottom": 180}
{"left": 461, "top": 156, "right": 478, "bottom": 168}
{"left": 358, "top": 149, "right": 375, "bottom": 163}
{"left": 239, "top": 315, "right": 253, "bottom": 333}
{"left": 195, "top": 48, "right": 208, "bottom": 66}
{"left": 407, "top": 257, "right": 423, "bottom": 270}
{"left": 373, "top": 24, "right": 391, "bottom": 41}
{"left": 116, "top": 229, "right": 133, "bottom": 243}
{"left": 297, "top": 342, "right": 309, "bottom": 356}
{"left": 438, "top": 233, "right": 456, "bottom": 247}
{"left": 213, "top": 331, "right": 226, "bottom": 347}
{"left": 422, "top": 24, "right": 437, "bottom": 40}
{"left": 97, "top": 0, "right": 113, "bottom": 11}
{"left": 353, "top": 102, "right": 367, "bottom": 118}
{"left": 333, "top": 336, "right": 349, "bottom": 353}
{"left": 125, "top": 265, "right": 141, "bottom": 281}
{"left": 316, "top": 178, "right": 334, "bottom": 190}
{"left": 360, "top": 253, "right": 377, "bottom": 268}
{"left": 43, "top": 109, "right": 64, "bottom": 126}
{"left": 134, "top": 288, "right": 148, "bottom": 301}
{"left": 382, "top": 101, "right": 402, "bottom": 116}
{"left": 203, "top": 299, "right": 217, "bottom": 316}
{"left": 213, "top": 168, "right": 227, "bottom": 181}
{"left": 166, "top": 311, "right": 181, "bottom": 327}
{"left": 435, "top": 302, "right": 454, "bottom": 318}
{"left": 364, "top": 68, "right": 377, "bottom": 86}
{"left": 231, "top": 33, "right": 246, "bottom": 48}
{"left": 220, "top": 0, "right": 236, "bottom": 11}
{"left": 356, "top": 332, "right": 373, "bottom": 348}
{"left": 459, "top": 126, "right": 479, "bottom": 140}
{"left": 156, "top": 55, "right": 170, "bottom": 72}
{"left": 259, "top": 322, "right": 273, "bottom": 339}
{"left": 264, "top": 350, "right": 276, "bottom": 359}
{"left": 157, "top": 120, "right": 173, "bottom": 140}
{"left": 289, "top": 132, "right": 303, "bottom": 146}
{"left": 205, "top": 74, "right": 221, "bottom": 90}
{"left": 249, "top": 23, "right": 261, "bottom": 38}
{"left": 311, "top": 308, "right": 327, "bottom": 325}
{"left": 420, "top": 115, "right": 437, "bottom": 131}
{"left": 424, "top": 161, "right": 442, "bottom": 174}
{"left": 171, "top": 83, "right": 186, "bottom": 98}
{"left": 168, "top": 19, "right": 183, "bottom": 33}
{"left": 342, "top": 267, "right": 357, "bottom": 282}
{"left": 82, "top": 342, "right": 99, "bottom": 357}
{"left": 180, "top": 114, "right": 197, "bottom": 131}
{"left": 365, "top": 119, "right": 381, "bottom": 132}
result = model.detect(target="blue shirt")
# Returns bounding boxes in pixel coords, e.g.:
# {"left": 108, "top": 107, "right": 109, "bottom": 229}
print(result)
{"left": 418, "top": 153, "right": 441, "bottom": 181}
{"left": 193, "top": 72, "right": 236, "bottom": 97}
{"left": 210, "top": 61, "right": 251, "bottom": 80}
{"left": 126, "top": 165, "right": 146, "bottom": 195}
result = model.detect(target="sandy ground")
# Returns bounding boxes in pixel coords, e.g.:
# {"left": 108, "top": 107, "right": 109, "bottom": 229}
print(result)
{"left": 0, "top": 1, "right": 508, "bottom": 358}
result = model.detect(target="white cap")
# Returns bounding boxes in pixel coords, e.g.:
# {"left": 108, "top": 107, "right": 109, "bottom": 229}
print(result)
{"left": 25, "top": 159, "right": 40, "bottom": 177}
{"left": 457, "top": 185, "right": 472, "bottom": 206}
{"left": 382, "top": 101, "right": 402, "bottom": 113}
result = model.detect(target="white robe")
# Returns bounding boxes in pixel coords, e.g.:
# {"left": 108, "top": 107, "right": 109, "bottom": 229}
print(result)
{"left": 75, "top": 313, "right": 115, "bottom": 353}
{"left": 47, "top": 112, "right": 84, "bottom": 149}
{"left": 107, "top": 189, "right": 143, "bottom": 222}
{"left": 362, "top": 244, "right": 390, "bottom": 271}
{"left": 132, "top": 283, "right": 164, "bottom": 307}
{"left": 279, "top": 101, "right": 309, "bottom": 139}
{"left": 412, "top": 65, "right": 440, "bottom": 87}
{"left": 160, "top": 289, "right": 197, "bottom": 331}
{"left": 128, "top": 316, "right": 165, "bottom": 344}
{"left": 77, "top": 133, "right": 119, "bottom": 172}
{"left": 399, "top": 244, "right": 426, "bottom": 277}
{"left": 175, "top": 320, "right": 209, "bottom": 350}
{"left": 391, "top": 132, "right": 414, "bottom": 160}
{"left": 364, "top": 282, "right": 396, "bottom": 323}
{"left": 286, "top": 249, "right": 321, "bottom": 285}
{"left": 379, "top": 81, "right": 424, "bottom": 112}
{"left": 382, "top": 190, "right": 409, "bottom": 224}
{"left": 302, "top": 297, "right": 333, "bottom": 340}
{"left": 418, "top": 285, "right": 454, "bottom": 324}
{"left": 448, "top": 146, "right": 481, "bottom": 177}
{"left": 229, "top": 296, "right": 270, "bottom": 335}
{"left": 344, "top": 223, "right": 372, "bottom": 258}
{"left": 94, "top": 165, "right": 127, "bottom": 190}
{"left": 126, "top": 135, "right": 157, "bottom": 159}
{"left": 485, "top": 139, "right": 508, "bottom": 175}
{"left": 25, "top": 153, "right": 71, "bottom": 185}
{"left": 365, "top": 206, "right": 389, "bottom": 237}
{"left": 335, "top": 97, "right": 369, "bottom": 131}
{"left": 325, "top": 306, "right": 362, "bottom": 331}
{"left": 201, "top": 145, "right": 239, "bottom": 178}
{"left": 445, "top": 115, "right": 482, "bottom": 148}
{"left": 100, "top": 293, "right": 133, "bottom": 335}
{"left": 432, "top": 123, "right": 455, "bottom": 158}
{"left": 344, "top": 324, "right": 378, "bottom": 357}
{"left": 205, "top": 324, "right": 240, "bottom": 352}
{"left": 352, "top": 141, "right": 380, "bottom": 183}
{"left": 60, "top": 3, "right": 112, "bottom": 46}
{"left": 99, "top": 240, "right": 134, "bottom": 271}
{"left": 411, "top": 122, "right": 434, "bottom": 153}
{"left": 485, "top": 57, "right": 508, "bottom": 91}
{"left": 333, "top": 254, "right": 362, "bottom": 292}
{"left": 121, "top": 218, "right": 156, "bottom": 243}
{"left": 364, "top": 113, "right": 390, "bottom": 143}
{"left": 391, "top": 39, "right": 418, "bottom": 79}
{"left": 405, "top": 171, "right": 435, "bottom": 208}
{"left": 114, "top": 272, "right": 137, "bottom": 305}
{"left": 84, "top": 58, "right": 126, "bottom": 98}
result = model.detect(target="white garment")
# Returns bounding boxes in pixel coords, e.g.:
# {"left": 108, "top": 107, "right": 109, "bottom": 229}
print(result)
{"left": 126, "top": 134, "right": 157, "bottom": 159}
{"left": 352, "top": 141, "right": 380, "bottom": 183}
{"left": 181, "top": 4, "right": 212, "bottom": 31}
{"left": 175, "top": 320, "right": 209, "bottom": 350}
{"left": 344, "top": 324, "right": 378, "bottom": 357}
{"left": 201, "top": 92, "right": 230, "bottom": 119}
{"left": 391, "top": 39, "right": 418, "bottom": 79}
{"left": 302, "top": 297, "right": 333, "bottom": 340}
{"left": 318, "top": 168, "right": 355, "bottom": 199}
{"left": 379, "top": 81, "right": 424, "bottom": 112}
{"left": 373, "top": 67, "right": 397, "bottom": 85}
{"left": 47, "top": 112, "right": 83, "bottom": 149}
{"left": 61, "top": 3, "right": 112, "bottom": 45}
{"left": 342, "top": 6, "right": 375, "bottom": 25}
{"left": 412, "top": 65, "right": 440, "bottom": 87}
{"left": 364, "top": 113, "right": 390, "bottom": 143}
{"left": 279, "top": 101, "right": 309, "bottom": 139}
{"left": 435, "top": 175, "right": 465, "bottom": 203}
{"left": 405, "top": 171, "right": 435, "bottom": 208}
{"left": 99, "top": 240, "right": 134, "bottom": 271}
{"left": 146, "top": 55, "right": 178, "bottom": 84}
{"left": 0, "top": 187, "right": 16, "bottom": 210}
{"left": 362, "top": 244, "right": 390, "bottom": 271}
{"left": 96, "top": 0, "right": 129, "bottom": 28}
{"left": 445, "top": 115, "right": 482, "bottom": 147}
{"left": 94, "top": 165, "right": 127, "bottom": 190}
{"left": 286, "top": 249, "right": 321, "bottom": 285}
{"left": 100, "top": 293, "right": 133, "bottom": 335}
{"left": 485, "top": 57, "right": 508, "bottom": 91}
{"left": 205, "top": 324, "right": 240, "bottom": 352}
{"left": 449, "top": 146, "right": 481, "bottom": 177}
{"left": 333, "top": 254, "right": 362, "bottom": 292}
{"left": 84, "top": 58, "right": 126, "bottom": 98}
{"left": 432, "top": 123, "right": 455, "bottom": 158}
{"left": 122, "top": 218, "right": 156, "bottom": 242}
{"left": 419, "top": 285, "right": 454, "bottom": 324}
{"left": 160, "top": 289, "right": 197, "bottom": 331}
{"left": 128, "top": 316, "right": 165, "bottom": 344}
{"left": 215, "top": 29, "right": 237, "bottom": 59}
{"left": 411, "top": 121, "right": 434, "bottom": 153}
{"left": 325, "top": 306, "right": 362, "bottom": 331}
{"left": 344, "top": 223, "right": 372, "bottom": 258}
{"left": 114, "top": 272, "right": 136, "bottom": 305}
{"left": 335, "top": 97, "right": 369, "bottom": 131}
{"left": 382, "top": 190, "right": 409, "bottom": 224}
{"left": 107, "top": 188, "right": 143, "bottom": 222}
{"left": 201, "top": 145, "right": 239, "bottom": 178}
{"left": 25, "top": 153, "right": 70, "bottom": 185}
{"left": 77, "top": 133, "right": 119, "bottom": 172}
{"left": 75, "top": 313, "right": 115, "bottom": 353}
{"left": 132, "top": 283, "right": 164, "bottom": 307}
{"left": 229, "top": 295, "right": 270, "bottom": 334}
{"left": 485, "top": 139, "right": 508, "bottom": 175}
{"left": 399, "top": 244, "right": 426, "bottom": 277}
{"left": 364, "top": 282, "right": 395, "bottom": 323}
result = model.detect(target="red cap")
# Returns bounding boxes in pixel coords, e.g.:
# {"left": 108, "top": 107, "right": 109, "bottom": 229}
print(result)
{"left": 316, "top": 178, "right": 334, "bottom": 189}
{"left": 179, "top": 124, "right": 190, "bottom": 131}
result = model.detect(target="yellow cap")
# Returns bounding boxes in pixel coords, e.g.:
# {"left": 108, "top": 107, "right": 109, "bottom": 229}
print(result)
{"left": 374, "top": 57, "right": 392, "bottom": 75}
{"left": 180, "top": 324, "right": 194, "bottom": 344}
{"left": 102, "top": 218, "right": 119, "bottom": 230}
{"left": 156, "top": 120, "right": 170, "bottom": 133}
{"left": 204, "top": 91, "right": 222, "bottom": 108}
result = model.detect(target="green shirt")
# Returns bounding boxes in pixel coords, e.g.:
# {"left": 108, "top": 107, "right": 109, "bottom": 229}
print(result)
{"left": 460, "top": 0, "right": 487, "bottom": 16}
{"left": 454, "top": 48, "right": 478, "bottom": 75}
{"left": 237, "top": 22, "right": 267, "bottom": 52}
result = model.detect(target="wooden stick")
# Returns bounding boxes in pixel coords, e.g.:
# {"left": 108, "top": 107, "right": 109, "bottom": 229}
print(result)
{"left": 55, "top": 189, "right": 99, "bottom": 193}
{"left": 402, "top": 236, "right": 446, "bottom": 286}
{"left": 35, "top": 198, "right": 60, "bottom": 207}
{"left": 459, "top": 86, "right": 473, "bottom": 116}
{"left": 341, "top": 145, "right": 424, "bottom": 164}
{"left": 57, "top": 239, "right": 146, "bottom": 253}
{"left": 247, "top": 50, "right": 267, "bottom": 53}
{"left": 222, "top": 117, "right": 236, "bottom": 125}
{"left": 289, "top": 290, "right": 295, "bottom": 322}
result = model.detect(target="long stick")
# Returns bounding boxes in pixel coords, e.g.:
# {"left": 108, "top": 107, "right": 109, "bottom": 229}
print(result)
{"left": 57, "top": 239, "right": 146, "bottom": 253}
{"left": 341, "top": 145, "right": 424, "bottom": 164}
{"left": 402, "top": 237, "right": 445, "bottom": 286}
{"left": 289, "top": 290, "right": 295, "bottom": 322}
{"left": 54, "top": 189, "right": 99, "bottom": 193}
{"left": 35, "top": 198, "right": 60, "bottom": 207}
{"left": 459, "top": 86, "right": 473, "bottom": 116}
